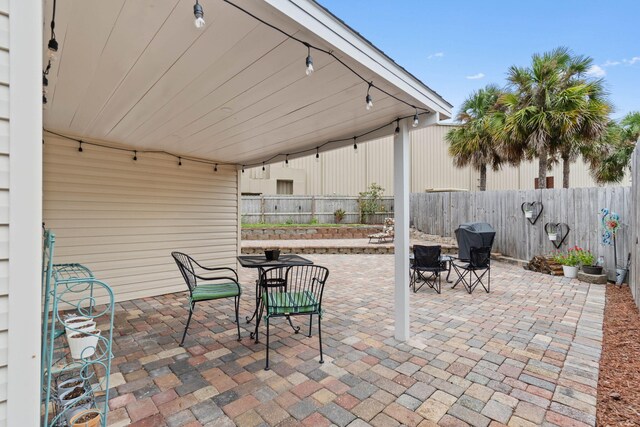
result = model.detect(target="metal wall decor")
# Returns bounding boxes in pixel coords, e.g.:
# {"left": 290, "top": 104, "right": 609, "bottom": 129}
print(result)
{"left": 544, "top": 222, "right": 570, "bottom": 249}
{"left": 520, "top": 201, "right": 543, "bottom": 225}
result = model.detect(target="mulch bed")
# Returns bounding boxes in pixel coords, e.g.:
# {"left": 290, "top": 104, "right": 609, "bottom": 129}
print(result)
{"left": 597, "top": 284, "right": 640, "bottom": 426}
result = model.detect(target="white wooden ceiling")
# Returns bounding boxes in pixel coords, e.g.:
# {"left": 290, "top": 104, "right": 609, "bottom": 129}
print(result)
{"left": 43, "top": 0, "right": 451, "bottom": 165}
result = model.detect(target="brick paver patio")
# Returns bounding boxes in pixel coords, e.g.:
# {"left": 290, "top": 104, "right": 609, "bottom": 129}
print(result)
{"left": 106, "top": 254, "right": 604, "bottom": 427}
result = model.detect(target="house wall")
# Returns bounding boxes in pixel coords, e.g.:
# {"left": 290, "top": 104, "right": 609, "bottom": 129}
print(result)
{"left": 43, "top": 136, "right": 240, "bottom": 303}
{"left": 242, "top": 124, "right": 629, "bottom": 195}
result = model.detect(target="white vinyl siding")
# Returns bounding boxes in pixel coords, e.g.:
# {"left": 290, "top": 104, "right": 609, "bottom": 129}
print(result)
{"left": 43, "top": 136, "right": 239, "bottom": 303}
{"left": 0, "top": 2, "right": 8, "bottom": 423}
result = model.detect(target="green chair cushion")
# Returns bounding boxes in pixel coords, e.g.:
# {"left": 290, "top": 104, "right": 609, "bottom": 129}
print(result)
{"left": 263, "top": 290, "right": 319, "bottom": 315}
{"left": 192, "top": 283, "right": 240, "bottom": 301}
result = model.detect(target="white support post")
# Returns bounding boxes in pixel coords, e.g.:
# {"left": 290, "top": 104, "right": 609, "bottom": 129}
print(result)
{"left": 393, "top": 119, "right": 410, "bottom": 341}
{"left": 8, "top": 0, "right": 43, "bottom": 424}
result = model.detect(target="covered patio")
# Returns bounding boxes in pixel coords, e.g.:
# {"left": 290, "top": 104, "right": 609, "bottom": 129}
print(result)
{"left": 106, "top": 255, "right": 604, "bottom": 426}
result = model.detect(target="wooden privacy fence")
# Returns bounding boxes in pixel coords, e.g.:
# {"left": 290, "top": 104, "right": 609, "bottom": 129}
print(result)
{"left": 410, "top": 187, "right": 632, "bottom": 277}
{"left": 242, "top": 195, "right": 394, "bottom": 225}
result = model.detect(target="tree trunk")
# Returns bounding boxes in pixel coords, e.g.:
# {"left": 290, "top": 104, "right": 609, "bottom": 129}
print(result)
{"left": 538, "top": 146, "right": 548, "bottom": 189}
{"left": 479, "top": 163, "right": 487, "bottom": 191}
{"left": 562, "top": 152, "right": 570, "bottom": 188}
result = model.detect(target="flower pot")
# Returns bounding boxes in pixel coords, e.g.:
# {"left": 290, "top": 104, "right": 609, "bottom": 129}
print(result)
{"left": 582, "top": 265, "right": 603, "bottom": 275}
{"left": 58, "top": 377, "right": 85, "bottom": 395}
{"left": 615, "top": 268, "right": 627, "bottom": 285}
{"left": 69, "top": 409, "right": 102, "bottom": 427}
{"left": 548, "top": 233, "right": 557, "bottom": 241}
{"left": 562, "top": 265, "right": 578, "bottom": 278}
{"left": 264, "top": 249, "right": 280, "bottom": 261}
{"left": 64, "top": 397, "right": 93, "bottom": 424}
{"left": 525, "top": 210, "right": 533, "bottom": 218}
{"left": 68, "top": 329, "right": 100, "bottom": 359}
{"left": 59, "top": 385, "right": 88, "bottom": 406}
{"left": 64, "top": 317, "right": 96, "bottom": 337}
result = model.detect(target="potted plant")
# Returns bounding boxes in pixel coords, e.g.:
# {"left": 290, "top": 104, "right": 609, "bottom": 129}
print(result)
{"left": 547, "top": 224, "right": 558, "bottom": 241}
{"left": 64, "top": 397, "right": 93, "bottom": 424}
{"left": 64, "top": 316, "right": 96, "bottom": 337}
{"left": 58, "top": 377, "right": 85, "bottom": 395}
{"left": 578, "top": 249, "right": 602, "bottom": 274}
{"left": 524, "top": 205, "right": 533, "bottom": 219}
{"left": 69, "top": 409, "right": 102, "bottom": 427}
{"left": 59, "top": 385, "right": 87, "bottom": 406}
{"left": 264, "top": 249, "right": 280, "bottom": 261}
{"left": 334, "top": 208, "right": 346, "bottom": 224}
{"left": 67, "top": 329, "right": 101, "bottom": 359}
{"left": 553, "top": 247, "right": 580, "bottom": 278}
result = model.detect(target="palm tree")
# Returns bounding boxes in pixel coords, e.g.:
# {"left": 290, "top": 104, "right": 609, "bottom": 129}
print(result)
{"left": 446, "top": 84, "right": 505, "bottom": 191}
{"left": 499, "top": 47, "right": 611, "bottom": 189}
{"left": 586, "top": 112, "right": 640, "bottom": 183}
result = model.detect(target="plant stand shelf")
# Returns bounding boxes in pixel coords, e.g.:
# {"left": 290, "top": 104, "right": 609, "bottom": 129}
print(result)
{"left": 41, "top": 230, "right": 114, "bottom": 427}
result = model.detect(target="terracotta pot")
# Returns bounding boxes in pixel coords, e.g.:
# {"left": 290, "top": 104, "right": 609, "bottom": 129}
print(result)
{"left": 69, "top": 409, "right": 102, "bottom": 427}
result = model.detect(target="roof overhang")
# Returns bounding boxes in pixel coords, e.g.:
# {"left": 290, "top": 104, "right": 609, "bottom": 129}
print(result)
{"left": 43, "top": 0, "right": 451, "bottom": 166}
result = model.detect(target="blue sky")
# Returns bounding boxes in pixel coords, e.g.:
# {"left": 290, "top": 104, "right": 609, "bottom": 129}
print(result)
{"left": 318, "top": 0, "right": 639, "bottom": 121}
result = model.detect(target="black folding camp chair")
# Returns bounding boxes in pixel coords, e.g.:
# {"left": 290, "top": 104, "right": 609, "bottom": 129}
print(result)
{"left": 410, "top": 245, "right": 448, "bottom": 294}
{"left": 451, "top": 246, "right": 491, "bottom": 294}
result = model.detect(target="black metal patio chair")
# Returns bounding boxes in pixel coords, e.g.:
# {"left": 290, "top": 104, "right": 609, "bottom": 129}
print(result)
{"left": 256, "top": 264, "right": 329, "bottom": 370}
{"left": 451, "top": 246, "right": 491, "bottom": 294}
{"left": 171, "top": 252, "right": 241, "bottom": 346}
{"left": 410, "top": 245, "right": 448, "bottom": 294}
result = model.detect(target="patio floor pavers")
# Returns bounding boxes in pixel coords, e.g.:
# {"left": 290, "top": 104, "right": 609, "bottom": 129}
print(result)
{"left": 106, "top": 254, "right": 604, "bottom": 426}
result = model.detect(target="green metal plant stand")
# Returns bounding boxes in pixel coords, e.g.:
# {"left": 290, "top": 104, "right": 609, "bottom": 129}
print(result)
{"left": 41, "top": 230, "right": 114, "bottom": 426}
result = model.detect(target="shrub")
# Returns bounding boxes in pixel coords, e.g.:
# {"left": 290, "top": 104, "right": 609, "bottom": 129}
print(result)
{"left": 358, "top": 183, "right": 385, "bottom": 224}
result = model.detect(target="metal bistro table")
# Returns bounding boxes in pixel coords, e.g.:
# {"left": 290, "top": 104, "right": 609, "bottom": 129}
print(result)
{"left": 237, "top": 254, "right": 314, "bottom": 340}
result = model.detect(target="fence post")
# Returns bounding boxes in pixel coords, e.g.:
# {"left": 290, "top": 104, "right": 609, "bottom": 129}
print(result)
{"left": 260, "top": 195, "right": 265, "bottom": 224}
{"left": 311, "top": 196, "right": 316, "bottom": 222}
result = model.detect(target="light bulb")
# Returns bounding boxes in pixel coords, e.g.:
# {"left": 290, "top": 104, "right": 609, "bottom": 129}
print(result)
{"left": 193, "top": 1, "right": 205, "bottom": 29}
{"left": 413, "top": 113, "right": 419, "bottom": 128}
{"left": 48, "top": 50, "right": 57, "bottom": 63}
{"left": 284, "top": 156, "right": 289, "bottom": 167}
{"left": 366, "top": 94, "right": 373, "bottom": 110}
{"left": 315, "top": 150, "right": 319, "bottom": 162}
{"left": 306, "top": 55, "right": 314, "bottom": 76}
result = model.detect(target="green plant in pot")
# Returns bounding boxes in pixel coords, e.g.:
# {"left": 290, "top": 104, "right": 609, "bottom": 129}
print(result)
{"left": 577, "top": 249, "right": 602, "bottom": 274}
{"left": 334, "top": 208, "right": 345, "bottom": 224}
{"left": 552, "top": 247, "right": 581, "bottom": 278}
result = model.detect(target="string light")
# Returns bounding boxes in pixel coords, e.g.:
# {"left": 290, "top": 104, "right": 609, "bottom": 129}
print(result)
{"left": 365, "top": 82, "right": 373, "bottom": 111}
{"left": 285, "top": 154, "right": 289, "bottom": 167}
{"left": 43, "top": 95, "right": 48, "bottom": 106}
{"left": 315, "top": 147, "right": 319, "bottom": 162}
{"left": 353, "top": 137, "right": 358, "bottom": 155}
{"left": 394, "top": 119, "right": 400, "bottom": 136}
{"left": 178, "top": 157, "right": 182, "bottom": 166}
{"left": 214, "top": 163, "right": 218, "bottom": 172}
{"left": 133, "top": 150, "right": 137, "bottom": 161}
{"left": 47, "top": 0, "right": 59, "bottom": 62}
{"left": 412, "top": 109, "right": 419, "bottom": 128}
{"left": 262, "top": 162, "right": 265, "bottom": 171}
{"left": 304, "top": 43, "right": 314, "bottom": 76}
{"left": 193, "top": 0, "right": 205, "bottom": 29}
{"left": 219, "top": 0, "right": 429, "bottom": 115}
{"left": 242, "top": 165, "right": 245, "bottom": 173}
{"left": 78, "top": 141, "right": 83, "bottom": 152}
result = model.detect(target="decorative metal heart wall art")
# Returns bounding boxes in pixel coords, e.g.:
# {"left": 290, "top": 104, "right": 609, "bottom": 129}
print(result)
{"left": 544, "top": 222, "right": 570, "bottom": 249}
{"left": 520, "top": 201, "right": 543, "bottom": 225}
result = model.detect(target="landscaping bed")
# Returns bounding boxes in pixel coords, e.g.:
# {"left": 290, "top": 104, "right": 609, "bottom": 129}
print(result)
{"left": 597, "top": 284, "right": 640, "bottom": 426}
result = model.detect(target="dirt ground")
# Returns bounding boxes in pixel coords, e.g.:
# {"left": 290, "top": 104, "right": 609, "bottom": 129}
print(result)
{"left": 597, "top": 284, "right": 640, "bottom": 426}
